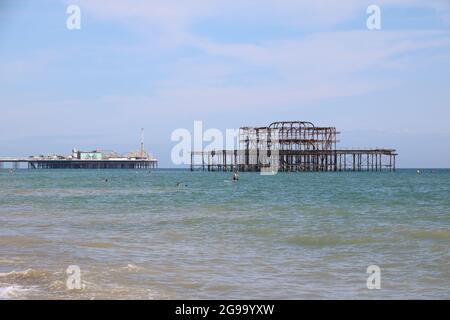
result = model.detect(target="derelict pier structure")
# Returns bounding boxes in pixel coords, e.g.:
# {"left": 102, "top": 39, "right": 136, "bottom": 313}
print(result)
{"left": 190, "top": 121, "right": 397, "bottom": 172}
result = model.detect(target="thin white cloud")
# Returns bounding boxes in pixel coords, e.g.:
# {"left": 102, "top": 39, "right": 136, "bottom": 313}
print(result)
{"left": 155, "top": 30, "right": 450, "bottom": 105}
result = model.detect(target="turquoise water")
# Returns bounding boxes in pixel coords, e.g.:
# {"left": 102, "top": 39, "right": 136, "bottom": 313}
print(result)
{"left": 0, "top": 169, "right": 449, "bottom": 299}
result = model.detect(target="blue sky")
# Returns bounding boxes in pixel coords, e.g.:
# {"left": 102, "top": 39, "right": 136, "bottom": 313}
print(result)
{"left": 1, "top": 0, "right": 449, "bottom": 167}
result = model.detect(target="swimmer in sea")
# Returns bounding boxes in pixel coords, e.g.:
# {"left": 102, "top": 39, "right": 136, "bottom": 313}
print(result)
{"left": 232, "top": 169, "right": 239, "bottom": 181}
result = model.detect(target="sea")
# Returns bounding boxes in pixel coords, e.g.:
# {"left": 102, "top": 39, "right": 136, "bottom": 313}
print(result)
{"left": 0, "top": 169, "right": 449, "bottom": 299}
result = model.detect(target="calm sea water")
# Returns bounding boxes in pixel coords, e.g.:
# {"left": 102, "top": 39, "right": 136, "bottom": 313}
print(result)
{"left": 0, "top": 169, "right": 449, "bottom": 299}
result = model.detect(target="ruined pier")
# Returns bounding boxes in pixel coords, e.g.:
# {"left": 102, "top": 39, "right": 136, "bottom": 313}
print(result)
{"left": 190, "top": 121, "right": 397, "bottom": 172}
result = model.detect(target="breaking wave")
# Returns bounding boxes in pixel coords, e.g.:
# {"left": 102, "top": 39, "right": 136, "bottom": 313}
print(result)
{"left": 0, "top": 268, "right": 51, "bottom": 281}
{"left": 0, "top": 285, "right": 35, "bottom": 299}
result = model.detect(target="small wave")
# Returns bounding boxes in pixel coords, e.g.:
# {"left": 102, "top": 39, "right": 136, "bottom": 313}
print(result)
{"left": 108, "top": 264, "right": 145, "bottom": 273}
{"left": 401, "top": 229, "right": 450, "bottom": 240}
{"left": 123, "top": 264, "right": 143, "bottom": 272}
{"left": 77, "top": 241, "right": 115, "bottom": 249}
{"left": 0, "top": 268, "right": 51, "bottom": 281}
{"left": 285, "top": 235, "right": 374, "bottom": 247}
{"left": 0, "top": 236, "right": 50, "bottom": 246}
{"left": 0, "top": 285, "right": 34, "bottom": 299}
{"left": 0, "top": 257, "right": 22, "bottom": 264}
{"left": 11, "top": 189, "right": 34, "bottom": 195}
{"left": 49, "top": 280, "right": 66, "bottom": 291}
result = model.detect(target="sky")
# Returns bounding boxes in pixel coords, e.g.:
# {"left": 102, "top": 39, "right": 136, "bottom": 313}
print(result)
{"left": 0, "top": 0, "right": 449, "bottom": 168}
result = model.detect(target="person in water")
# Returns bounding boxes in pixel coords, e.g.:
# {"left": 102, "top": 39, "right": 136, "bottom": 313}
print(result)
{"left": 232, "top": 169, "right": 239, "bottom": 181}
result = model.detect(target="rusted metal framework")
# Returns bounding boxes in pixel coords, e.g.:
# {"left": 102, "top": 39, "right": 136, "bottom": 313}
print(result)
{"left": 190, "top": 120, "right": 397, "bottom": 172}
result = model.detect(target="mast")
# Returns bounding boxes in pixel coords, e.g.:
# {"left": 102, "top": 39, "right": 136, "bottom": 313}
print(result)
{"left": 140, "top": 128, "right": 145, "bottom": 158}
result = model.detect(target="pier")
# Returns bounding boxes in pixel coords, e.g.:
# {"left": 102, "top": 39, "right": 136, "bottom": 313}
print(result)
{"left": 0, "top": 129, "right": 158, "bottom": 170}
{"left": 0, "top": 157, "right": 158, "bottom": 169}
{"left": 190, "top": 121, "right": 397, "bottom": 172}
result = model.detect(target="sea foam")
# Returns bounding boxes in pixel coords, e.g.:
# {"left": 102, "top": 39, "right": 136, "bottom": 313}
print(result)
{"left": 0, "top": 285, "right": 33, "bottom": 299}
